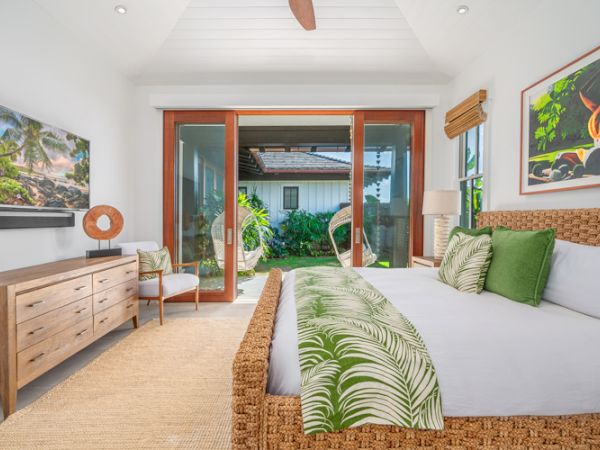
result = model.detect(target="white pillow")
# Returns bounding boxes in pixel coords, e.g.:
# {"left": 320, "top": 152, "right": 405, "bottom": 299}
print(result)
{"left": 543, "top": 239, "right": 600, "bottom": 318}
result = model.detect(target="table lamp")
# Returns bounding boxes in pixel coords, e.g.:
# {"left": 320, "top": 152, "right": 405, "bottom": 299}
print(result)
{"left": 422, "top": 190, "right": 461, "bottom": 260}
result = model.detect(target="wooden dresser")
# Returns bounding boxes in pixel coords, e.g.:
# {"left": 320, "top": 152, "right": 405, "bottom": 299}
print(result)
{"left": 0, "top": 255, "right": 139, "bottom": 418}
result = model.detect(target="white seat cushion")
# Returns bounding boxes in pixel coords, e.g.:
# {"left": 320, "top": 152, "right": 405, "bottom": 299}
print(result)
{"left": 138, "top": 273, "right": 199, "bottom": 298}
{"left": 119, "top": 241, "right": 160, "bottom": 256}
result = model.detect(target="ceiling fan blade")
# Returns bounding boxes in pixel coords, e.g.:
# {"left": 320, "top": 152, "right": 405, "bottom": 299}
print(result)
{"left": 289, "top": 0, "right": 316, "bottom": 30}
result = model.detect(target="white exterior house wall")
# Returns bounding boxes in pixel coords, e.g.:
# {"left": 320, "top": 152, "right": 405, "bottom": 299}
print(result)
{"left": 239, "top": 180, "right": 350, "bottom": 228}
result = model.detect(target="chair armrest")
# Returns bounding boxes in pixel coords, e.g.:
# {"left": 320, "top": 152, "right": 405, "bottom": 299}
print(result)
{"left": 138, "top": 269, "right": 164, "bottom": 276}
{"left": 138, "top": 269, "right": 163, "bottom": 298}
{"left": 172, "top": 261, "right": 200, "bottom": 276}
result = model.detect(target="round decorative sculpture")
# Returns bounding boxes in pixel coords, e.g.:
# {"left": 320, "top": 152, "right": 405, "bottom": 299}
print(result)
{"left": 83, "top": 205, "right": 124, "bottom": 241}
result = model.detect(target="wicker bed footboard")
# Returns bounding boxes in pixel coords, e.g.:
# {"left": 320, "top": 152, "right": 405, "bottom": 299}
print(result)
{"left": 232, "top": 208, "right": 600, "bottom": 450}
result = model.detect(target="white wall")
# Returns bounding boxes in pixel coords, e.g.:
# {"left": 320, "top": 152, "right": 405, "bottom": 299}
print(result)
{"left": 239, "top": 180, "right": 350, "bottom": 227}
{"left": 0, "top": 1, "right": 135, "bottom": 271}
{"left": 430, "top": 0, "right": 600, "bottom": 213}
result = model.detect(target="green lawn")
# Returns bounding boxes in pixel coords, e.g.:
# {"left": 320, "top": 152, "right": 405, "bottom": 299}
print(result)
{"left": 254, "top": 256, "right": 391, "bottom": 273}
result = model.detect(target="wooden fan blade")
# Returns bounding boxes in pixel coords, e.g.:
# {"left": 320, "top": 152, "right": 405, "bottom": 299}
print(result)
{"left": 289, "top": 0, "right": 316, "bottom": 30}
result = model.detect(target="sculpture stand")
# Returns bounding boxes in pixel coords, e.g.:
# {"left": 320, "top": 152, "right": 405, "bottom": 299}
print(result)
{"left": 86, "top": 240, "right": 122, "bottom": 258}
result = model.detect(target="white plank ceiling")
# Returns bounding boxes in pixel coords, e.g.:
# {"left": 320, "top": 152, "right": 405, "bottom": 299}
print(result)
{"left": 141, "top": 0, "right": 442, "bottom": 84}
{"left": 32, "top": 0, "right": 548, "bottom": 85}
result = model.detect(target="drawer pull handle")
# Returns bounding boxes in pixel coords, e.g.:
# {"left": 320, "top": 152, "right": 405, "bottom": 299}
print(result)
{"left": 28, "top": 326, "right": 45, "bottom": 335}
{"left": 98, "top": 298, "right": 108, "bottom": 304}
{"left": 76, "top": 329, "right": 88, "bottom": 337}
{"left": 26, "top": 300, "right": 44, "bottom": 308}
{"left": 74, "top": 285, "right": 87, "bottom": 291}
{"left": 29, "top": 353, "right": 45, "bottom": 363}
{"left": 75, "top": 307, "right": 88, "bottom": 314}
{"left": 126, "top": 288, "right": 134, "bottom": 293}
{"left": 99, "top": 317, "right": 109, "bottom": 324}
{"left": 126, "top": 304, "right": 134, "bottom": 309}
{"left": 126, "top": 270, "right": 135, "bottom": 274}
{"left": 98, "top": 278, "right": 109, "bottom": 283}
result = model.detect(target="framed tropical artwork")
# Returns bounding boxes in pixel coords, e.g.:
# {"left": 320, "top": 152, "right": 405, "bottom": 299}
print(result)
{"left": 0, "top": 105, "right": 90, "bottom": 210}
{"left": 521, "top": 44, "right": 600, "bottom": 195}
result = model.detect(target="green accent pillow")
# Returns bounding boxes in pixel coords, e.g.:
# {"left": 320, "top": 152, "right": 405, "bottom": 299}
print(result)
{"left": 484, "top": 228, "right": 556, "bottom": 306}
{"left": 448, "top": 226, "right": 493, "bottom": 242}
{"left": 438, "top": 232, "right": 493, "bottom": 294}
{"left": 137, "top": 247, "right": 173, "bottom": 281}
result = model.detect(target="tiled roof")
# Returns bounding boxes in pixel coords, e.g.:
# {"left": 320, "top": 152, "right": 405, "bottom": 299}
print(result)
{"left": 256, "top": 152, "right": 351, "bottom": 172}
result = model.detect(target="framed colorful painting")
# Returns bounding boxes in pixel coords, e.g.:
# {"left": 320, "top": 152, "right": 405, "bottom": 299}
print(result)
{"left": 521, "top": 44, "right": 600, "bottom": 195}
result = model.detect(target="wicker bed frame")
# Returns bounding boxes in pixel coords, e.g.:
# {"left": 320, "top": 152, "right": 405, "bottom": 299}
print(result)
{"left": 232, "top": 208, "right": 600, "bottom": 449}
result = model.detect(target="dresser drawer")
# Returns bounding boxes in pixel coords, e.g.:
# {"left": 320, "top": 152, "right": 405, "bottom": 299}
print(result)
{"left": 93, "top": 262, "right": 137, "bottom": 292}
{"left": 17, "top": 317, "right": 93, "bottom": 388}
{"left": 17, "top": 296, "right": 93, "bottom": 352}
{"left": 16, "top": 275, "right": 93, "bottom": 324}
{"left": 94, "top": 297, "right": 138, "bottom": 337}
{"left": 93, "top": 279, "right": 137, "bottom": 314}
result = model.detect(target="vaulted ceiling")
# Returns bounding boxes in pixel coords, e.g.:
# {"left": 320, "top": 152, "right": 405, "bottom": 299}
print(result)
{"left": 33, "top": 0, "right": 542, "bottom": 85}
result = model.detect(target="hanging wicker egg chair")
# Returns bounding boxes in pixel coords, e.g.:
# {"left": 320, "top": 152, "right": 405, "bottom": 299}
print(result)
{"left": 328, "top": 206, "right": 377, "bottom": 268}
{"left": 211, "top": 206, "right": 264, "bottom": 272}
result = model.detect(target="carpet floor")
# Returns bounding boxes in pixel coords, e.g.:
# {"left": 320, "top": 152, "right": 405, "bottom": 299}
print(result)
{"left": 0, "top": 317, "right": 248, "bottom": 449}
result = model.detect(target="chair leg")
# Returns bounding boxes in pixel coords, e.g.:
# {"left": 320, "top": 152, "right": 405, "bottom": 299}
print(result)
{"left": 195, "top": 287, "right": 199, "bottom": 311}
{"left": 159, "top": 298, "right": 164, "bottom": 326}
{"left": 146, "top": 300, "right": 151, "bottom": 306}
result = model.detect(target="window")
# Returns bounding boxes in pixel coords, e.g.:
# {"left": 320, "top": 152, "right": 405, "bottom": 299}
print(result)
{"left": 283, "top": 186, "right": 299, "bottom": 210}
{"left": 238, "top": 186, "right": 247, "bottom": 196}
{"left": 459, "top": 125, "right": 484, "bottom": 228}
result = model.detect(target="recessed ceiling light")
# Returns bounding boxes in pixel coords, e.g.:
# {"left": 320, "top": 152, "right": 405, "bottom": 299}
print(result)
{"left": 114, "top": 5, "right": 127, "bottom": 15}
{"left": 456, "top": 5, "right": 469, "bottom": 15}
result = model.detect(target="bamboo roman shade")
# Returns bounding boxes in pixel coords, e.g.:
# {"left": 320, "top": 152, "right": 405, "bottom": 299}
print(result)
{"left": 444, "top": 90, "right": 487, "bottom": 138}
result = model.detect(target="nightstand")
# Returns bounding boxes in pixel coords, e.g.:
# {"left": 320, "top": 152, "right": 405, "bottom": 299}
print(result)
{"left": 411, "top": 256, "right": 442, "bottom": 268}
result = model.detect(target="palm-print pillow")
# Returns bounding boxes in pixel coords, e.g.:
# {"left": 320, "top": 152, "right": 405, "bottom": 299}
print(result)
{"left": 438, "top": 232, "right": 493, "bottom": 293}
{"left": 137, "top": 247, "right": 173, "bottom": 281}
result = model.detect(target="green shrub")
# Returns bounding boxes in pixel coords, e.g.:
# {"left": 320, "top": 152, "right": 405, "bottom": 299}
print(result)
{"left": 0, "top": 157, "right": 19, "bottom": 179}
{"left": 279, "top": 209, "right": 349, "bottom": 257}
{"left": 0, "top": 177, "right": 33, "bottom": 205}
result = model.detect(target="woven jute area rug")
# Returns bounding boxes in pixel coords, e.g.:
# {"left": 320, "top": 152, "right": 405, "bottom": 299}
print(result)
{"left": 0, "top": 318, "right": 248, "bottom": 449}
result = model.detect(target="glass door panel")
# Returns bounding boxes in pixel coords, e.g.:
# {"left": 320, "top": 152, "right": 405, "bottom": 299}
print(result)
{"left": 363, "top": 124, "right": 412, "bottom": 268}
{"left": 352, "top": 111, "right": 425, "bottom": 268}
{"left": 164, "top": 110, "right": 237, "bottom": 302}
{"left": 176, "top": 124, "right": 226, "bottom": 291}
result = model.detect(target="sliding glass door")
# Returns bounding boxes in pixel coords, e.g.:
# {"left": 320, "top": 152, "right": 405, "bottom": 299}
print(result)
{"left": 163, "top": 111, "right": 237, "bottom": 301}
{"left": 352, "top": 111, "right": 424, "bottom": 268}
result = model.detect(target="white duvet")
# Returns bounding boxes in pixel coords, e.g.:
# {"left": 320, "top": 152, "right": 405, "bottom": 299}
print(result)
{"left": 267, "top": 268, "right": 600, "bottom": 417}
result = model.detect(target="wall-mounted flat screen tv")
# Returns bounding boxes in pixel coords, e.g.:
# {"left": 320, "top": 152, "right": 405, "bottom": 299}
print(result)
{"left": 0, "top": 105, "right": 89, "bottom": 211}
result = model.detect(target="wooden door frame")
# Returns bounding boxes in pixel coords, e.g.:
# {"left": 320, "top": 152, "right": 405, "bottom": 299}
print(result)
{"left": 352, "top": 110, "right": 425, "bottom": 266}
{"left": 163, "top": 110, "right": 237, "bottom": 302}
{"left": 164, "top": 109, "right": 424, "bottom": 302}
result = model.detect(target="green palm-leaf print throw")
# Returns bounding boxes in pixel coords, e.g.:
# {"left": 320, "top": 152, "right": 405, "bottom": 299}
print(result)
{"left": 294, "top": 267, "right": 443, "bottom": 435}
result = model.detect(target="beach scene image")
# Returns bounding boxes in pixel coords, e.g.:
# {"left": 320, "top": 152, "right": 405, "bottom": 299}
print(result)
{"left": 0, "top": 105, "right": 89, "bottom": 209}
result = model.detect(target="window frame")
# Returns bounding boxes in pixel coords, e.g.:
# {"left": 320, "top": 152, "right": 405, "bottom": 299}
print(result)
{"left": 458, "top": 124, "right": 484, "bottom": 229}
{"left": 282, "top": 186, "right": 299, "bottom": 210}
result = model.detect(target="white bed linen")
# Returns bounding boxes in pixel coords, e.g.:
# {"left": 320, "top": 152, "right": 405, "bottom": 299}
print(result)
{"left": 267, "top": 268, "right": 600, "bottom": 417}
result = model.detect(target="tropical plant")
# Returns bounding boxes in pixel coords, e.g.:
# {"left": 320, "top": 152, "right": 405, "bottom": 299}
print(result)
{"left": 279, "top": 209, "right": 349, "bottom": 257}
{"left": 238, "top": 191, "right": 273, "bottom": 257}
{"left": 530, "top": 59, "right": 600, "bottom": 153}
{"left": 65, "top": 133, "right": 89, "bottom": 186}
{"left": 0, "top": 110, "right": 68, "bottom": 171}
{"left": 0, "top": 177, "right": 33, "bottom": 205}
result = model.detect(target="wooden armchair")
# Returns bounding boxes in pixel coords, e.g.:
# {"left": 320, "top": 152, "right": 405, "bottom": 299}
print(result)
{"left": 119, "top": 242, "right": 200, "bottom": 325}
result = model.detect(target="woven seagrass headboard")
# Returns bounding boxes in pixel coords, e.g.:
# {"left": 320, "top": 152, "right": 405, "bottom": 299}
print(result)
{"left": 478, "top": 208, "right": 600, "bottom": 247}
